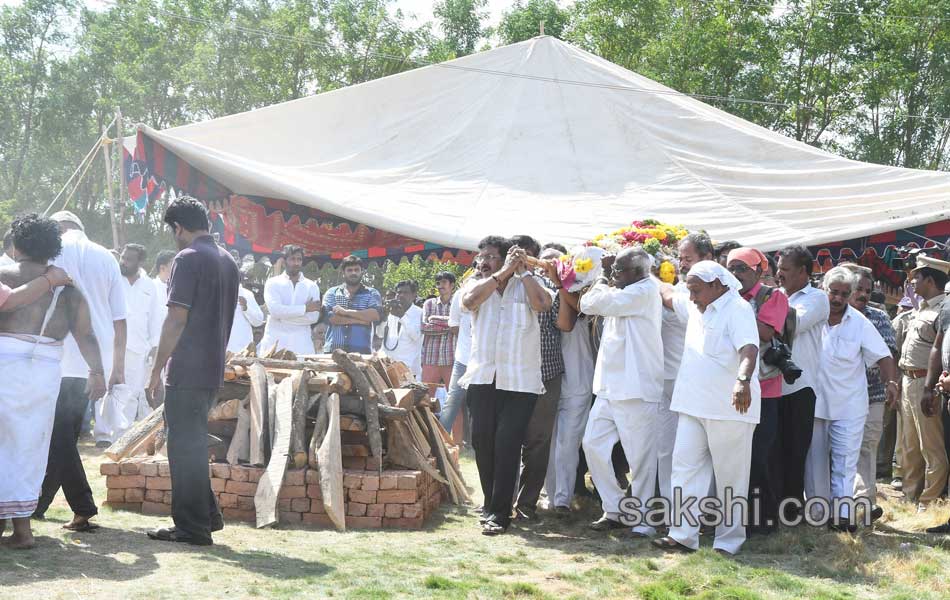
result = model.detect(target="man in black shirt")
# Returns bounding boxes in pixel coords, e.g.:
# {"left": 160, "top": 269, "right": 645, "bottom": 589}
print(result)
{"left": 146, "top": 196, "right": 239, "bottom": 546}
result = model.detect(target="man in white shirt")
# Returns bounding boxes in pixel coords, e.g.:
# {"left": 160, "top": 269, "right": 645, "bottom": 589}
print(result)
{"left": 34, "top": 211, "right": 127, "bottom": 532}
{"left": 807, "top": 266, "right": 897, "bottom": 531}
{"left": 228, "top": 276, "right": 265, "bottom": 353}
{"left": 655, "top": 261, "right": 760, "bottom": 555}
{"left": 152, "top": 250, "right": 175, "bottom": 302}
{"left": 105, "top": 243, "right": 164, "bottom": 441}
{"left": 657, "top": 233, "right": 715, "bottom": 506}
{"left": 776, "top": 244, "right": 830, "bottom": 522}
{"left": 439, "top": 264, "right": 483, "bottom": 441}
{"left": 377, "top": 280, "right": 424, "bottom": 379}
{"left": 460, "top": 236, "right": 553, "bottom": 535}
{"left": 0, "top": 230, "right": 14, "bottom": 266}
{"left": 579, "top": 247, "right": 663, "bottom": 535}
{"left": 259, "top": 245, "right": 321, "bottom": 355}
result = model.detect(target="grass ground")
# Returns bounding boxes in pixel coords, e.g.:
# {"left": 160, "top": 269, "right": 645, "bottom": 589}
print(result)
{"left": 3, "top": 442, "right": 950, "bottom": 600}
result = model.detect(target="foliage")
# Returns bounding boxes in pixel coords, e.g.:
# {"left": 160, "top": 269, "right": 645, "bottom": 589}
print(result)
{"left": 434, "top": 0, "right": 487, "bottom": 57}
{"left": 382, "top": 255, "right": 468, "bottom": 298}
{"left": 496, "top": 0, "right": 569, "bottom": 44}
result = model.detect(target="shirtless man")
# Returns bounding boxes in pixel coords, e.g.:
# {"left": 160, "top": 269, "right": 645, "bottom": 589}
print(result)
{"left": 0, "top": 214, "right": 105, "bottom": 549}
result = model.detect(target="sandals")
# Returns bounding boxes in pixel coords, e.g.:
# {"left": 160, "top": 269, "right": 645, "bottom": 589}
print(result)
{"left": 147, "top": 527, "right": 212, "bottom": 546}
{"left": 589, "top": 516, "right": 626, "bottom": 532}
{"left": 63, "top": 520, "right": 100, "bottom": 532}
{"left": 481, "top": 520, "right": 507, "bottom": 536}
{"left": 651, "top": 536, "right": 694, "bottom": 553}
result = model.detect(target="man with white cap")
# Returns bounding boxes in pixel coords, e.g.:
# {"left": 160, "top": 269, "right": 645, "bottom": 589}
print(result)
{"left": 654, "top": 261, "right": 760, "bottom": 555}
{"left": 579, "top": 247, "right": 663, "bottom": 536}
{"left": 896, "top": 254, "right": 950, "bottom": 511}
{"left": 33, "top": 210, "right": 127, "bottom": 532}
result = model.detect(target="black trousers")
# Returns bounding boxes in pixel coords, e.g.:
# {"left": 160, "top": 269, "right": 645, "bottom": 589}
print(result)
{"left": 777, "top": 387, "right": 816, "bottom": 517}
{"left": 165, "top": 387, "right": 221, "bottom": 542}
{"left": 35, "top": 378, "right": 98, "bottom": 518}
{"left": 516, "top": 376, "right": 562, "bottom": 512}
{"left": 749, "top": 396, "right": 780, "bottom": 531}
{"left": 469, "top": 383, "right": 537, "bottom": 528}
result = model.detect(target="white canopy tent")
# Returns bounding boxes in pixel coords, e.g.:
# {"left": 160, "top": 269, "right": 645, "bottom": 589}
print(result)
{"left": 140, "top": 36, "right": 950, "bottom": 252}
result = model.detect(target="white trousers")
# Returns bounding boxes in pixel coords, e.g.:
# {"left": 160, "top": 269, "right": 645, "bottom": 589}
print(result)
{"left": 656, "top": 379, "right": 679, "bottom": 502}
{"left": 855, "top": 403, "right": 885, "bottom": 505}
{"left": 544, "top": 390, "right": 592, "bottom": 508}
{"left": 94, "top": 349, "right": 150, "bottom": 443}
{"left": 582, "top": 397, "right": 658, "bottom": 535}
{"left": 668, "top": 414, "right": 755, "bottom": 555}
{"left": 805, "top": 416, "right": 866, "bottom": 518}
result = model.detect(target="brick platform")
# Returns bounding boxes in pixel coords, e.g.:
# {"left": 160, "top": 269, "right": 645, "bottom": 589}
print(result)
{"left": 101, "top": 458, "right": 450, "bottom": 529}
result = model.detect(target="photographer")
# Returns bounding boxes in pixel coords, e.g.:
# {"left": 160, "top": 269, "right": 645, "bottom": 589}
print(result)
{"left": 377, "top": 280, "right": 423, "bottom": 379}
{"left": 726, "top": 247, "right": 790, "bottom": 535}
{"left": 776, "top": 244, "right": 829, "bottom": 522}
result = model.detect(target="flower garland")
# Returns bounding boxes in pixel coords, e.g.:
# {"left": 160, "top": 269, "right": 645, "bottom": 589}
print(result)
{"left": 586, "top": 219, "right": 690, "bottom": 285}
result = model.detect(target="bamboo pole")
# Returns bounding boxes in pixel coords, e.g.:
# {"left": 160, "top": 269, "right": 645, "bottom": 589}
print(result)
{"left": 116, "top": 107, "right": 127, "bottom": 246}
{"left": 101, "top": 125, "right": 119, "bottom": 249}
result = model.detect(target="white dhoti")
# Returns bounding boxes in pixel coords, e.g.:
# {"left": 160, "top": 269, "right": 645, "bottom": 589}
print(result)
{"left": 656, "top": 379, "right": 679, "bottom": 503}
{"left": 0, "top": 336, "right": 63, "bottom": 519}
{"left": 544, "top": 390, "right": 592, "bottom": 508}
{"left": 582, "top": 397, "right": 658, "bottom": 535}
{"left": 806, "top": 415, "right": 866, "bottom": 519}
{"left": 668, "top": 414, "right": 755, "bottom": 555}
{"left": 94, "top": 349, "right": 151, "bottom": 443}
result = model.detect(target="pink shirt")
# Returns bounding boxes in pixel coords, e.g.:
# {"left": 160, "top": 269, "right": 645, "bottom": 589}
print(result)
{"left": 0, "top": 283, "right": 11, "bottom": 307}
{"left": 742, "top": 282, "right": 789, "bottom": 398}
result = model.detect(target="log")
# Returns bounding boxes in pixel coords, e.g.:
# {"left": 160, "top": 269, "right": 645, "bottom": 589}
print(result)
{"left": 209, "top": 398, "right": 241, "bottom": 421}
{"left": 255, "top": 373, "right": 297, "bottom": 528}
{"left": 208, "top": 419, "right": 237, "bottom": 438}
{"left": 385, "top": 388, "right": 415, "bottom": 410}
{"left": 363, "top": 362, "right": 391, "bottom": 405}
{"left": 332, "top": 349, "right": 382, "bottom": 466}
{"left": 248, "top": 363, "right": 268, "bottom": 466}
{"left": 386, "top": 419, "right": 448, "bottom": 485}
{"left": 266, "top": 372, "right": 278, "bottom": 463}
{"left": 416, "top": 409, "right": 457, "bottom": 504}
{"left": 219, "top": 380, "right": 250, "bottom": 401}
{"left": 421, "top": 407, "right": 470, "bottom": 504}
{"left": 290, "top": 369, "right": 313, "bottom": 469}
{"left": 339, "top": 415, "right": 366, "bottom": 432}
{"left": 105, "top": 404, "right": 164, "bottom": 461}
{"left": 338, "top": 394, "right": 409, "bottom": 420}
{"left": 308, "top": 393, "right": 328, "bottom": 468}
{"left": 385, "top": 361, "right": 414, "bottom": 387}
{"left": 230, "top": 356, "right": 344, "bottom": 372}
{"left": 153, "top": 428, "right": 167, "bottom": 457}
{"left": 318, "top": 392, "right": 346, "bottom": 531}
{"left": 370, "top": 356, "right": 393, "bottom": 388}
{"left": 406, "top": 410, "right": 432, "bottom": 457}
{"left": 227, "top": 397, "right": 250, "bottom": 465}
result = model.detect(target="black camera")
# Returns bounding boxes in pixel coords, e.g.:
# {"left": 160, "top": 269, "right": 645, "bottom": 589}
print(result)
{"left": 762, "top": 339, "right": 803, "bottom": 384}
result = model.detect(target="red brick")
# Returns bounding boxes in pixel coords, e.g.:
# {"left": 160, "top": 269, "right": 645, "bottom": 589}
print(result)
{"left": 347, "top": 502, "right": 367, "bottom": 517}
{"left": 246, "top": 467, "right": 265, "bottom": 483}
{"left": 291, "top": 498, "right": 311, "bottom": 512}
{"left": 349, "top": 489, "right": 377, "bottom": 504}
{"left": 211, "top": 478, "right": 227, "bottom": 492}
{"left": 219, "top": 493, "right": 238, "bottom": 508}
{"left": 342, "top": 445, "right": 370, "bottom": 457}
{"left": 237, "top": 496, "right": 255, "bottom": 511}
{"left": 146, "top": 476, "right": 172, "bottom": 491}
{"left": 302, "top": 513, "right": 334, "bottom": 527}
{"left": 107, "top": 475, "right": 146, "bottom": 489}
{"left": 384, "top": 504, "right": 403, "bottom": 518}
{"left": 158, "top": 462, "right": 171, "bottom": 477}
{"left": 403, "top": 503, "right": 423, "bottom": 519}
{"left": 283, "top": 469, "right": 305, "bottom": 486}
{"left": 397, "top": 473, "right": 419, "bottom": 490}
{"left": 211, "top": 464, "right": 231, "bottom": 479}
{"left": 366, "top": 456, "right": 382, "bottom": 471}
{"left": 341, "top": 431, "right": 370, "bottom": 445}
{"left": 145, "top": 489, "right": 164, "bottom": 503}
{"left": 100, "top": 462, "right": 120, "bottom": 476}
{"left": 278, "top": 498, "right": 292, "bottom": 511}
{"left": 378, "top": 489, "right": 417, "bottom": 504}
{"left": 222, "top": 508, "right": 255, "bottom": 522}
{"left": 103, "top": 501, "right": 141, "bottom": 512}
{"left": 342, "top": 457, "right": 366, "bottom": 470}
{"left": 380, "top": 475, "right": 397, "bottom": 490}
{"left": 343, "top": 472, "right": 363, "bottom": 489}
{"left": 309, "top": 501, "right": 327, "bottom": 515}
{"left": 384, "top": 516, "right": 424, "bottom": 529}
{"left": 230, "top": 466, "right": 249, "bottom": 482}
{"left": 119, "top": 462, "right": 140, "bottom": 475}
{"left": 142, "top": 501, "right": 171, "bottom": 516}
{"left": 106, "top": 489, "right": 126, "bottom": 502}
{"left": 125, "top": 488, "right": 145, "bottom": 503}
{"left": 279, "top": 511, "right": 302, "bottom": 524}
{"left": 362, "top": 475, "right": 380, "bottom": 491}
{"left": 278, "top": 485, "right": 307, "bottom": 499}
{"left": 164, "top": 491, "right": 174, "bottom": 504}
{"left": 305, "top": 469, "right": 320, "bottom": 484}
{"left": 347, "top": 516, "right": 382, "bottom": 529}
{"left": 366, "top": 503, "right": 385, "bottom": 517}
{"left": 225, "top": 480, "right": 258, "bottom": 496}
{"left": 140, "top": 463, "right": 159, "bottom": 477}
{"left": 306, "top": 485, "right": 323, "bottom": 500}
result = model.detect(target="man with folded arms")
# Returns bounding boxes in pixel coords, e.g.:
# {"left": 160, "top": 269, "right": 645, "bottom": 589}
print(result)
{"left": 579, "top": 247, "right": 663, "bottom": 536}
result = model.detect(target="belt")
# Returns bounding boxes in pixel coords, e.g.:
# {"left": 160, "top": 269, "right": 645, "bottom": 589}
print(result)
{"left": 903, "top": 369, "right": 928, "bottom": 379}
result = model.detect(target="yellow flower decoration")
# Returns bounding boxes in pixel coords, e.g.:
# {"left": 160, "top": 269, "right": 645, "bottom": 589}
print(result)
{"left": 574, "top": 257, "right": 594, "bottom": 274}
{"left": 659, "top": 261, "right": 676, "bottom": 284}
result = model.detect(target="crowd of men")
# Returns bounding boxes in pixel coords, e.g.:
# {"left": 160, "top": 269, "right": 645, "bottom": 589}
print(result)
{"left": 5, "top": 199, "right": 950, "bottom": 554}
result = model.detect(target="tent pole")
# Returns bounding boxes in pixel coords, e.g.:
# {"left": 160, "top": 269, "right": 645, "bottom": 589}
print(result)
{"left": 116, "top": 107, "right": 127, "bottom": 246}
{"left": 102, "top": 125, "right": 119, "bottom": 250}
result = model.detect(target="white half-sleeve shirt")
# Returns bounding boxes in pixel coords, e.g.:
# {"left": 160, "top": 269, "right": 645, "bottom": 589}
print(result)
{"left": 228, "top": 285, "right": 265, "bottom": 353}
{"left": 781, "top": 284, "right": 830, "bottom": 397}
{"left": 378, "top": 304, "right": 424, "bottom": 378}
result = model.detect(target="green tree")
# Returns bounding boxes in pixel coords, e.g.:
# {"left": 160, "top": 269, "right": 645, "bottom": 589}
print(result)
{"left": 497, "top": 0, "right": 569, "bottom": 45}
{"left": 383, "top": 256, "right": 468, "bottom": 297}
{"left": 433, "top": 0, "right": 486, "bottom": 57}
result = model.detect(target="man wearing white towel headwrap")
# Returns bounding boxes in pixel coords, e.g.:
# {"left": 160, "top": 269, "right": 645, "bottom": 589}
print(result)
{"left": 654, "top": 261, "right": 760, "bottom": 555}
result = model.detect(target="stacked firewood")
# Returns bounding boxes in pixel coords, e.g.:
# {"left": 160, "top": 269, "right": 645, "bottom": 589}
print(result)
{"left": 104, "top": 347, "right": 469, "bottom": 531}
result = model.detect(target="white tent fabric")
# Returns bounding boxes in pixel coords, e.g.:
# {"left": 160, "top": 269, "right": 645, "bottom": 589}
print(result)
{"left": 140, "top": 36, "right": 950, "bottom": 252}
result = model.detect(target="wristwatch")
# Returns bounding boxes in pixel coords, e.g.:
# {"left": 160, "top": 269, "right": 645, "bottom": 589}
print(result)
{"left": 736, "top": 375, "right": 751, "bottom": 383}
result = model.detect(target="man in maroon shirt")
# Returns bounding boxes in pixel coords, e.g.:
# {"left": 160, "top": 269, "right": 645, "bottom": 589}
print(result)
{"left": 146, "top": 197, "right": 239, "bottom": 546}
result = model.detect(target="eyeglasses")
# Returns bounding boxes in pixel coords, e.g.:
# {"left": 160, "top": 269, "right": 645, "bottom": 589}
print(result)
{"left": 727, "top": 263, "right": 752, "bottom": 274}
{"left": 611, "top": 264, "right": 633, "bottom": 275}
{"left": 477, "top": 254, "right": 502, "bottom": 262}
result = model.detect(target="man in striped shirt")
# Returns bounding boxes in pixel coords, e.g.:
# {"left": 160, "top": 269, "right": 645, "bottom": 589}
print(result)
{"left": 421, "top": 271, "right": 457, "bottom": 391}
{"left": 460, "top": 235, "right": 554, "bottom": 536}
